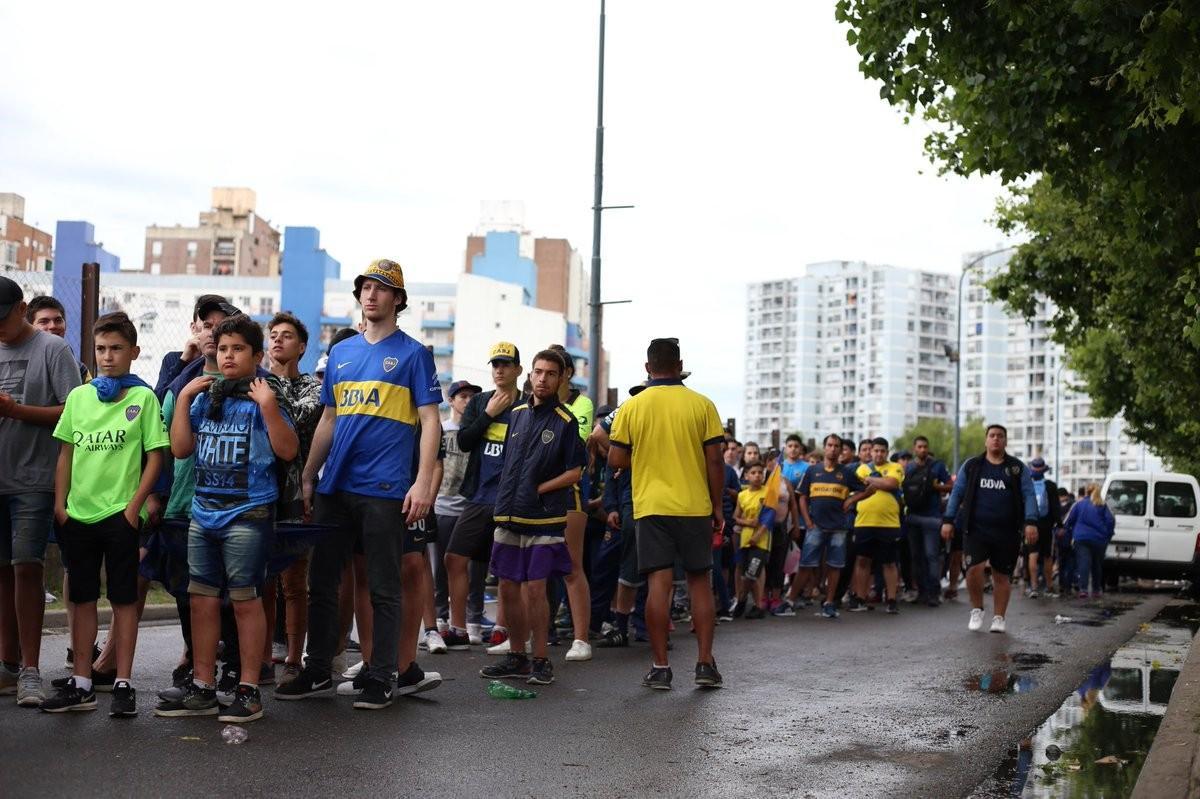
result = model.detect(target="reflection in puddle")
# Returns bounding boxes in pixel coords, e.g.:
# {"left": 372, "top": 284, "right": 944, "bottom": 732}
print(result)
{"left": 965, "top": 671, "right": 1039, "bottom": 695}
{"left": 971, "top": 603, "right": 1196, "bottom": 798}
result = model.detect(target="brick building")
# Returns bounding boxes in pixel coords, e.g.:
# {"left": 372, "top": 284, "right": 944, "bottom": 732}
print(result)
{"left": 143, "top": 187, "right": 280, "bottom": 277}
{"left": 0, "top": 193, "right": 53, "bottom": 272}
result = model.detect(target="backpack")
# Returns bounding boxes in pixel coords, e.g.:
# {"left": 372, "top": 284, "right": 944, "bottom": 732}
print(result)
{"left": 902, "top": 461, "right": 934, "bottom": 511}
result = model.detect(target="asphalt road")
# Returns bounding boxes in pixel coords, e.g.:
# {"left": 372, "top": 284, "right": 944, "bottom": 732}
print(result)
{"left": 2, "top": 588, "right": 1171, "bottom": 799}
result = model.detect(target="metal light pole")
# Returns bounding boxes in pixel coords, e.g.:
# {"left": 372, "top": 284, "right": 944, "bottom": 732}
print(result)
{"left": 587, "top": 0, "right": 607, "bottom": 406}
{"left": 952, "top": 246, "right": 1017, "bottom": 472}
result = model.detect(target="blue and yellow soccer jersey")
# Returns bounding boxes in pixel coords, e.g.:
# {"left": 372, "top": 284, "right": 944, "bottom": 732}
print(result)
{"left": 317, "top": 330, "right": 441, "bottom": 500}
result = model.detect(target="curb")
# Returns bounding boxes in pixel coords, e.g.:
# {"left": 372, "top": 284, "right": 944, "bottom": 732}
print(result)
{"left": 42, "top": 603, "right": 178, "bottom": 630}
{"left": 1132, "top": 606, "right": 1200, "bottom": 799}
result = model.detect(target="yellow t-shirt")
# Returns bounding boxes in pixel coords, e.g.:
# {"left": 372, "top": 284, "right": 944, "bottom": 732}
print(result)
{"left": 736, "top": 485, "right": 770, "bottom": 549}
{"left": 853, "top": 461, "right": 905, "bottom": 529}
{"left": 608, "top": 381, "right": 725, "bottom": 519}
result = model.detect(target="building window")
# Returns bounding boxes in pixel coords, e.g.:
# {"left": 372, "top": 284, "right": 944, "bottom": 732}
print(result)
{"left": 184, "top": 263, "right": 194, "bottom": 275}
{"left": 187, "top": 241, "right": 198, "bottom": 256}
{"left": 152, "top": 241, "right": 163, "bottom": 256}
{"left": 152, "top": 262, "right": 163, "bottom": 275}
{"left": 258, "top": 297, "right": 274, "bottom": 315}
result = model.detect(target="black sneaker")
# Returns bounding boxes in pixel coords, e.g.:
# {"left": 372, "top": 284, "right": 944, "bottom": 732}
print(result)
{"left": 92, "top": 669, "right": 117, "bottom": 693}
{"left": 528, "top": 657, "right": 554, "bottom": 685}
{"left": 352, "top": 678, "right": 393, "bottom": 710}
{"left": 885, "top": 599, "right": 900, "bottom": 615}
{"left": 395, "top": 662, "right": 442, "bottom": 697}
{"left": 731, "top": 600, "right": 746, "bottom": 619}
{"left": 153, "top": 682, "right": 219, "bottom": 717}
{"left": 479, "top": 653, "right": 531, "bottom": 679}
{"left": 216, "top": 669, "right": 239, "bottom": 706}
{"left": 695, "top": 660, "right": 723, "bottom": 689}
{"left": 217, "top": 684, "right": 263, "bottom": 723}
{"left": 745, "top": 604, "right": 765, "bottom": 619}
{"left": 442, "top": 629, "right": 472, "bottom": 650}
{"left": 258, "top": 663, "right": 275, "bottom": 686}
{"left": 170, "top": 661, "right": 193, "bottom": 688}
{"left": 110, "top": 682, "right": 137, "bottom": 717}
{"left": 670, "top": 605, "right": 692, "bottom": 624}
{"left": 595, "top": 630, "right": 629, "bottom": 648}
{"left": 274, "top": 667, "right": 334, "bottom": 700}
{"left": 846, "top": 595, "right": 868, "bottom": 613}
{"left": 40, "top": 677, "right": 97, "bottom": 713}
{"left": 642, "top": 666, "right": 673, "bottom": 691}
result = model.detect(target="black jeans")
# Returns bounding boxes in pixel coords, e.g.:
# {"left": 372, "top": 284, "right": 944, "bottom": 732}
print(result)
{"left": 306, "top": 491, "right": 406, "bottom": 684}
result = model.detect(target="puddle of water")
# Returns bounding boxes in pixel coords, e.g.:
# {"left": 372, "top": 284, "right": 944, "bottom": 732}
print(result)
{"left": 971, "top": 602, "right": 1197, "bottom": 798}
{"left": 964, "top": 671, "right": 1039, "bottom": 696}
{"left": 997, "top": 653, "right": 1056, "bottom": 670}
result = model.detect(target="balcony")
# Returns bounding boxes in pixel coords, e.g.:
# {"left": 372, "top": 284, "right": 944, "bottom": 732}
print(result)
{"left": 433, "top": 345, "right": 453, "bottom": 357}
{"left": 422, "top": 318, "right": 455, "bottom": 330}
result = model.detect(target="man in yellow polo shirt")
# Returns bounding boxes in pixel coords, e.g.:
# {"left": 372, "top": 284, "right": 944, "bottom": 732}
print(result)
{"left": 844, "top": 437, "right": 905, "bottom": 615}
{"left": 608, "top": 338, "right": 726, "bottom": 691}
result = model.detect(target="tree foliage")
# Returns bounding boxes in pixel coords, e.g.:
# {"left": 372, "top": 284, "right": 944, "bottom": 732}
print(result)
{"left": 897, "top": 415, "right": 986, "bottom": 468}
{"left": 835, "top": 1, "right": 1200, "bottom": 466}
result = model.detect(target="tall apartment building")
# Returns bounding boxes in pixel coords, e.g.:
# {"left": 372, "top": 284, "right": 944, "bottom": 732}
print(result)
{"left": 0, "top": 194, "right": 53, "bottom": 272}
{"left": 143, "top": 187, "right": 281, "bottom": 277}
{"left": 744, "top": 261, "right": 957, "bottom": 446}
{"left": 958, "top": 249, "right": 1163, "bottom": 489}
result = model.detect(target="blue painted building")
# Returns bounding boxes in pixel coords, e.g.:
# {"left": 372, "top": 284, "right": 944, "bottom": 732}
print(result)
{"left": 469, "top": 231, "right": 535, "bottom": 306}
{"left": 52, "top": 220, "right": 120, "bottom": 360}
{"left": 279, "top": 226, "right": 342, "bottom": 373}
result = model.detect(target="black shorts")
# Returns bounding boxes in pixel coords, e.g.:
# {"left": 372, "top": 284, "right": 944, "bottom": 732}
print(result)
{"left": 742, "top": 547, "right": 769, "bottom": 580}
{"left": 637, "top": 515, "right": 712, "bottom": 575}
{"left": 854, "top": 526, "right": 902, "bottom": 565}
{"left": 447, "top": 501, "right": 495, "bottom": 563}
{"left": 964, "top": 530, "right": 1020, "bottom": 575}
{"left": 765, "top": 524, "right": 789, "bottom": 589}
{"left": 1022, "top": 519, "right": 1053, "bottom": 559}
{"left": 59, "top": 512, "right": 140, "bottom": 605}
{"left": 405, "top": 514, "right": 435, "bottom": 555}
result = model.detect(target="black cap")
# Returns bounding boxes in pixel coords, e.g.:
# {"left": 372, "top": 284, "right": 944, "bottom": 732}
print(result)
{"left": 447, "top": 380, "right": 483, "bottom": 400}
{"left": 0, "top": 276, "right": 23, "bottom": 320}
{"left": 194, "top": 294, "right": 241, "bottom": 321}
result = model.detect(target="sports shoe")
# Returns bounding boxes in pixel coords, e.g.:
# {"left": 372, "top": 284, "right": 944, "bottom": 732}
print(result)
{"left": 395, "top": 662, "right": 442, "bottom": 696}
{"left": 273, "top": 667, "right": 334, "bottom": 700}
{"left": 596, "top": 630, "right": 629, "bottom": 648}
{"left": 40, "top": 677, "right": 97, "bottom": 713}
{"left": 745, "top": 604, "right": 765, "bottom": 620}
{"left": 170, "top": 661, "right": 193, "bottom": 688}
{"left": 670, "top": 605, "right": 692, "bottom": 624}
{"left": 259, "top": 664, "right": 275, "bottom": 686}
{"left": 565, "top": 639, "right": 592, "bottom": 662}
{"left": 480, "top": 653, "right": 531, "bottom": 679}
{"left": 968, "top": 608, "right": 985, "bottom": 632}
{"left": 990, "top": 615, "right": 1007, "bottom": 634}
{"left": 528, "top": 657, "right": 555, "bottom": 685}
{"left": 341, "top": 660, "right": 364, "bottom": 680}
{"left": 352, "top": 678, "right": 393, "bottom": 710}
{"left": 336, "top": 664, "right": 369, "bottom": 696}
{"left": 64, "top": 643, "right": 102, "bottom": 670}
{"left": 51, "top": 668, "right": 114, "bottom": 691}
{"left": 846, "top": 596, "right": 868, "bottom": 613}
{"left": 717, "top": 611, "right": 734, "bottom": 622}
{"left": 17, "top": 667, "right": 43, "bottom": 707}
{"left": 271, "top": 642, "right": 287, "bottom": 664}
{"left": 1027, "top": 588, "right": 1039, "bottom": 599}
{"left": 466, "top": 623, "right": 484, "bottom": 646}
{"left": 487, "top": 637, "right": 512, "bottom": 655}
{"left": 218, "top": 684, "right": 264, "bottom": 722}
{"left": 730, "top": 600, "right": 745, "bottom": 619}
{"left": 642, "top": 666, "right": 673, "bottom": 691}
{"left": 153, "top": 682, "right": 219, "bottom": 717}
{"left": 425, "top": 630, "right": 448, "bottom": 655}
{"left": 885, "top": 600, "right": 899, "bottom": 615}
{"left": 279, "top": 663, "right": 301, "bottom": 684}
{"left": 216, "top": 669, "right": 239, "bottom": 706}
{"left": 110, "top": 682, "right": 137, "bottom": 717}
{"left": 0, "top": 662, "right": 19, "bottom": 695}
{"left": 694, "top": 660, "right": 722, "bottom": 688}
{"left": 772, "top": 600, "right": 795, "bottom": 617}
{"left": 442, "top": 629, "right": 472, "bottom": 650}
{"left": 488, "top": 627, "right": 509, "bottom": 647}
{"left": 821, "top": 602, "right": 839, "bottom": 619}
{"left": 345, "top": 638, "right": 361, "bottom": 653}
{"left": 943, "top": 588, "right": 959, "bottom": 601}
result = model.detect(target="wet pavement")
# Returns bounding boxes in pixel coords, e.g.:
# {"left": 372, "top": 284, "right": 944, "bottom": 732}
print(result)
{"left": 1, "top": 588, "right": 1177, "bottom": 798}
{"left": 971, "top": 599, "right": 1198, "bottom": 798}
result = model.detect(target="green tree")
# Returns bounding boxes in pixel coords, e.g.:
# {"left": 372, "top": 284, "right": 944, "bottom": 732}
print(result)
{"left": 835, "top": 1, "right": 1200, "bottom": 467}
{"left": 897, "top": 416, "right": 986, "bottom": 467}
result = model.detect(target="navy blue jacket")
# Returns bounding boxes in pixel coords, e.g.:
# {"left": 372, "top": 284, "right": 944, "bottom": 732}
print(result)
{"left": 492, "top": 398, "right": 586, "bottom": 534}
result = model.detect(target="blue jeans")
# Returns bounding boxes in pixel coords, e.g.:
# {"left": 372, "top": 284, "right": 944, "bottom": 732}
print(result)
{"left": 187, "top": 505, "right": 274, "bottom": 601}
{"left": 1075, "top": 540, "right": 1106, "bottom": 593}
{"left": 0, "top": 492, "right": 54, "bottom": 566}
{"left": 904, "top": 515, "right": 944, "bottom": 598}
{"left": 1056, "top": 529, "right": 1075, "bottom": 593}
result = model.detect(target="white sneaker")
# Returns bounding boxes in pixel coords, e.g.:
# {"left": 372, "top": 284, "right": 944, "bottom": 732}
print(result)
{"left": 487, "top": 636, "right": 531, "bottom": 656}
{"left": 341, "top": 660, "right": 364, "bottom": 680}
{"left": 466, "top": 623, "right": 483, "bottom": 646}
{"left": 16, "top": 667, "right": 43, "bottom": 707}
{"left": 425, "top": 629, "right": 448, "bottom": 654}
{"left": 336, "top": 679, "right": 362, "bottom": 696}
{"left": 990, "top": 615, "right": 1007, "bottom": 634}
{"left": 968, "top": 608, "right": 985, "bottom": 632}
{"left": 565, "top": 639, "right": 592, "bottom": 662}
{"left": 436, "top": 618, "right": 449, "bottom": 635}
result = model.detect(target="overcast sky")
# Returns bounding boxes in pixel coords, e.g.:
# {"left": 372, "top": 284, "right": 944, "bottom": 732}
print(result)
{"left": 2, "top": 1, "right": 1013, "bottom": 424}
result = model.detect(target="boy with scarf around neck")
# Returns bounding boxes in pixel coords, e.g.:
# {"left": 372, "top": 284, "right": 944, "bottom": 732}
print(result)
{"left": 158, "top": 315, "right": 297, "bottom": 724}
{"left": 44, "top": 312, "right": 168, "bottom": 715}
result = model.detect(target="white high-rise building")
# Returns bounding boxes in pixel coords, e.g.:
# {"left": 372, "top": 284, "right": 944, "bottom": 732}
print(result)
{"left": 743, "top": 261, "right": 957, "bottom": 446}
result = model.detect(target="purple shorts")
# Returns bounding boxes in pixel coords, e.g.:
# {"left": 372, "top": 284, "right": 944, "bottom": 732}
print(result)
{"left": 490, "top": 526, "right": 572, "bottom": 583}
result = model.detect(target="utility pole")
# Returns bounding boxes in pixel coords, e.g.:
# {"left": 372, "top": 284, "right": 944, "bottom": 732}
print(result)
{"left": 587, "top": 0, "right": 607, "bottom": 406}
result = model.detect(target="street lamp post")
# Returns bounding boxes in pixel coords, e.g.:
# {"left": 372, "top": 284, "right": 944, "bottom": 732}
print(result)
{"left": 952, "top": 246, "right": 1017, "bottom": 472}
{"left": 587, "top": 0, "right": 607, "bottom": 406}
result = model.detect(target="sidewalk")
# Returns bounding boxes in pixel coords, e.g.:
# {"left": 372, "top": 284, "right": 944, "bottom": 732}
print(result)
{"left": 1132, "top": 604, "right": 1200, "bottom": 799}
{"left": 42, "top": 603, "right": 178, "bottom": 631}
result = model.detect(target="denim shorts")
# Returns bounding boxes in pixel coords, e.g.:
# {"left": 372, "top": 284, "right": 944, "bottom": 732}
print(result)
{"left": 0, "top": 492, "right": 54, "bottom": 566}
{"left": 188, "top": 505, "right": 275, "bottom": 601}
{"left": 800, "top": 526, "right": 848, "bottom": 570}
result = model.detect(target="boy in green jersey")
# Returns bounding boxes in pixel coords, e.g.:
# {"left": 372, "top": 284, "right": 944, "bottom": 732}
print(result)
{"left": 44, "top": 312, "right": 169, "bottom": 716}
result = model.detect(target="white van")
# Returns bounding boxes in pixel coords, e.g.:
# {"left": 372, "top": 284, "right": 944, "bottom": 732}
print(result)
{"left": 1100, "top": 471, "right": 1200, "bottom": 584}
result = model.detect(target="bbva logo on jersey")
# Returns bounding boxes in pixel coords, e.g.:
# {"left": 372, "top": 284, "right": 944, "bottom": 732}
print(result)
{"left": 340, "top": 386, "right": 381, "bottom": 408}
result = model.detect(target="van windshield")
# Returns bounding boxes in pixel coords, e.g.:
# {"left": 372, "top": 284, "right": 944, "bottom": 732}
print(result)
{"left": 1106, "top": 480, "right": 1147, "bottom": 516}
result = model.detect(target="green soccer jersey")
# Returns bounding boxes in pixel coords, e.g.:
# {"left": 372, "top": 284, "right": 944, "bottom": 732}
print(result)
{"left": 52, "top": 383, "right": 170, "bottom": 524}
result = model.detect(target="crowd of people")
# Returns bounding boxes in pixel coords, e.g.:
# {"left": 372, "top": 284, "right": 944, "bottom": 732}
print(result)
{"left": 0, "top": 260, "right": 1116, "bottom": 722}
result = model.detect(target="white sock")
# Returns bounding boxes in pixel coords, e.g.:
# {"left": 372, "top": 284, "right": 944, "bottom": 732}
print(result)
{"left": 653, "top": 664, "right": 670, "bottom": 670}
{"left": 74, "top": 675, "right": 93, "bottom": 691}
